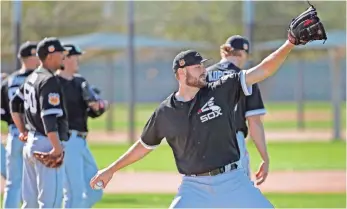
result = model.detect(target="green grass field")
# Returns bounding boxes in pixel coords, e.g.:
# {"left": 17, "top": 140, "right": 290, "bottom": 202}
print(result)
{"left": 94, "top": 193, "right": 346, "bottom": 208}
{"left": 87, "top": 102, "right": 347, "bottom": 131}
{"left": 1, "top": 102, "right": 346, "bottom": 133}
{"left": 90, "top": 141, "right": 346, "bottom": 172}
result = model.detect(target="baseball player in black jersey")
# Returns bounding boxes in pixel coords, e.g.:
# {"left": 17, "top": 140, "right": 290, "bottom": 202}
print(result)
{"left": 56, "top": 44, "right": 107, "bottom": 208}
{"left": 90, "top": 8, "right": 326, "bottom": 206}
{"left": 90, "top": 39, "right": 296, "bottom": 207}
{"left": 207, "top": 35, "right": 269, "bottom": 185}
{"left": 1, "top": 73, "right": 9, "bottom": 180}
{"left": 1, "top": 41, "right": 39, "bottom": 208}
{"left": 10, "top": 37, "right": 68, "bottom": 208}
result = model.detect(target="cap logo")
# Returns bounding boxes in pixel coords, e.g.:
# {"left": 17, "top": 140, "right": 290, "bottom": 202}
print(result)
{"left": 179, "top": 59, "right": 185, "bottom": 67}
{"left": 195, "top": 52, "right": 200, "bottom": 57}
{"left": 48, "top": 45, "right": 55, "bottom": 52}
{"left": 243, "top": 43, "right": 248, "bottom": 50}
{"left": 31, "top": 48, "right": 36, "bottom": 55}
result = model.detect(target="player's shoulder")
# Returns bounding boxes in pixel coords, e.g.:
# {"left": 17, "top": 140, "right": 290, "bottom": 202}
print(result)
{"left": 34, "top": 72, "right": 57, "bottom": 89}
{"left": 73, "top": 73, "right": 87, "bottom": 83}
{"left": 7, "top": 70, "right": 26, "bottom": 87}
{"left": 155, "top": 93, "right": 176, "bottom": 113}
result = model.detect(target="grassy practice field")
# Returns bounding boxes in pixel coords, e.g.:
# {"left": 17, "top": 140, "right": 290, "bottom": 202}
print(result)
{"left": 90, "top": 141, "right": 346, "bottom": 172}
{"left": 1, "top": 102, "right": 346, "bottom": 133}
{"left": 94, "top": 193, "right": 346, "bottom": 208}
{"left": 87, "top": 102, "right": 347, "bottom": 131}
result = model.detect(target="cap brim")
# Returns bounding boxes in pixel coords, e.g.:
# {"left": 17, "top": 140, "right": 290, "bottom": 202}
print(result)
{"left": 201, "top": 58, "right": 210, "bottom": 63}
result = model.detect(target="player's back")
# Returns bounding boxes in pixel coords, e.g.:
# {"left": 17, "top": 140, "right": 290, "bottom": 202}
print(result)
{"left": 23, "top": 68, "right": 58, "bottom": 135}
{"left": 2, "top": 70, "right": 34, "bottom": 125}
{"left": 206, "top": 61, "right": 239, "bottom": 82}
{"left": 7, "top": 70, "right": 34, "bottom": 101}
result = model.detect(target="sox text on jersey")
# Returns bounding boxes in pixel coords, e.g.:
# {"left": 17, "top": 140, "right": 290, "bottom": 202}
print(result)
{"left": 198, "top": 97, "right": 222, "bottom": 123}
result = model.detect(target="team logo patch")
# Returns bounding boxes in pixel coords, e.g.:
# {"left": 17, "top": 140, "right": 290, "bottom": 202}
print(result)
{"left": 48, "top": 45, "right": 55, "bottom": 52}
{"left": 48, "top": 93, "right": 60, "bottom": 106}
{"left": 243, "top": 43, "right": 248, "bottom": 50}
{"left": 31, "top": 48, "right": 36, "bottom": 55}
{"left": 179, "top": 59, "right": 185, "bottom": 67}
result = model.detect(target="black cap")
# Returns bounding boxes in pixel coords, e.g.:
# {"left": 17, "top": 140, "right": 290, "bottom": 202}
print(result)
{"left": 18, "top": 41, "right": 38, "bottom": 58}
{"left": 225, "top": 35, "right": 250, "bottom": 53}
{"left": 172, "top": 50, "right": 208, "bottom": 73}
{"left": 37, "top": 37, "right": 66, "bottom": 60}
{"left": 63, "top": 44, "right": 85, "bottom": 56}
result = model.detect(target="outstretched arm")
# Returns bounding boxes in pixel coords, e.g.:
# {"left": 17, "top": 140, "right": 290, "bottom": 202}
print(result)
{"left": 245, "top": 40, "right": 294, "bottom": 86}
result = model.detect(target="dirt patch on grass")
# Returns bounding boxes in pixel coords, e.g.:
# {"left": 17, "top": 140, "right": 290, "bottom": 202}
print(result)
{"left": 1, "top": 170, "right": 345, "bottom": 194}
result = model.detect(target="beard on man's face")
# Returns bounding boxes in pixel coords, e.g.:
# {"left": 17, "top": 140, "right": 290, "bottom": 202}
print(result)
{"left": 185, "top": 70, "right": 206, "bottom": 88}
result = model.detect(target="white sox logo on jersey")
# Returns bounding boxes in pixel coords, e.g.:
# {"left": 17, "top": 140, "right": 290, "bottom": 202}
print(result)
{"left": 197, "top": 97, "right": 222, "bottom": 123}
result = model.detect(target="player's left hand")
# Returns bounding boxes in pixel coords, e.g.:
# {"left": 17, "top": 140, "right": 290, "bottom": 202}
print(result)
{"left": 33, "top": 151, "right": 64, "bottom": 168}
{"left": 255, "top": 161, "right": 269, "bottom": 185}
{"left": 287, "top": 3, "right": 327, "bottom": 45}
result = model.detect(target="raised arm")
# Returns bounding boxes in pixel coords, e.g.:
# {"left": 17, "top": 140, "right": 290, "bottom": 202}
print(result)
{"left": 245, "top": 41, "right": 294, "bottom": 86}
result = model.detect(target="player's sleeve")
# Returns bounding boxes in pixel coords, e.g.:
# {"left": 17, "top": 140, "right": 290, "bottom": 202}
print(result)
{"left": 0, "top": 83, "right": 11, "bottom": 122}
{"left": 9, "top": 84, "right": 24, "bottom": 113}
{"left": 40, "top": 78, "right": 65, "bottom": 134}
{"left": 139, "top": 110, "right": 164, "bottom": 149}
{"left": 245, "top": 84, "right": 266, "bottom": 118}
{"left": 39, "top": 78, "right": 64, "bottom": 118}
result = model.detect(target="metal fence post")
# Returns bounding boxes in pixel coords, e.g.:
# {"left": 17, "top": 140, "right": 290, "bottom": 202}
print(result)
{"left": 329, "top": 49, "right": 341, "bottom": 140}
{"left": 13, "top": 0, "right": 22, "bottom": 71}
{"left": 127, "top": 0, "right": 136, "bottom": 144}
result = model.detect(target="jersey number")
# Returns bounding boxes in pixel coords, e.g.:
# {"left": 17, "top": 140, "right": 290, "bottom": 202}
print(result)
{"left": 24, "top": 84, "right": 37, "bottom": 114}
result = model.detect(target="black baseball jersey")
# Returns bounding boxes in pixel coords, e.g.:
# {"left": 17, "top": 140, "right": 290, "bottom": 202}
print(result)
{"left": 1, "top": 70, "right": 34, "bottom": 125}
{"left": 140, "top": 71, "right": 252, "bottom": 175}
{"left": 206, "top": 61, "right": 266, "bottom": 137}
{"left": 10, "top": 67, "right": 69, "bottom": 140}
{"left": 57, "top": 74, "right": 105, "bottom": 132}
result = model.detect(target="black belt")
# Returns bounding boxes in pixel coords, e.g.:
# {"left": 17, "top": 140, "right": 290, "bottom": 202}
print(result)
{"left": 29, "top": 131, "right": 69, "bottom": 142}
{"left": 186, "top": 163, "right": 238, "bottom": 177}
{"left": 68, "top": 130, "right": 88, "bottom": 139}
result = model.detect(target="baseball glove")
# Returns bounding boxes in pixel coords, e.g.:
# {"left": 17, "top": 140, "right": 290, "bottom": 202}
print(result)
{"left": 287, "top": 2, "right": 327, "bottom": 45}
{"left": 81, "top": 81, "right": 99, "bottom": 103}
{"left": 33, "top": 151, "right": 64, "bottom": 168}
{"left": 90, "top": 85, "right": 101, "bottom": 95}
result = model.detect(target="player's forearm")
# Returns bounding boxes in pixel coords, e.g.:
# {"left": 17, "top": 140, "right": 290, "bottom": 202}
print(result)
{"left": 248, "top": 116, "right": 269, "bottom": 163}
{"left": 108, "top": 140, "right": 152, "bottom": 173}
{"left": 42, "top": 115, "right": 63, "bottom": 151}
{"left": 46, "top": 132, "right": 63, "bottom": 151}
{"left": 11, "top": 112, "right": 26, "bottom": 133}
{"left": 245, "top": 40, "right": 295, "bottom": 86}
